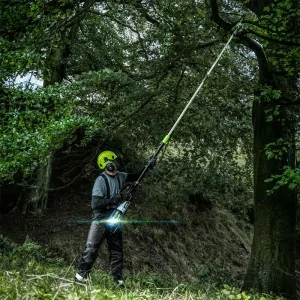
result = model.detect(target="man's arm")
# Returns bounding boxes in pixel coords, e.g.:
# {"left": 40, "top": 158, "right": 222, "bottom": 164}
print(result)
{"left": 125, "top": 157, "right": 157, "bottom": 182}
{"left": 125, "top": 167, "right": 145, "bottom": 182}
{"left": 92, "top": 195, "right": 120, "bottom": 210}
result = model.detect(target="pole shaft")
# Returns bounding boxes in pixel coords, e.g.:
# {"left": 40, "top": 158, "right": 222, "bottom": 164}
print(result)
{"left": 167, "top": 30, "right": 237, "bottom": 138}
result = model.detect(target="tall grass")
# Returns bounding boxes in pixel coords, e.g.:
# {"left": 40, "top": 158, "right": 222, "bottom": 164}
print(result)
{"left": 0, "top": 236, "right": 285, "bottom": 300}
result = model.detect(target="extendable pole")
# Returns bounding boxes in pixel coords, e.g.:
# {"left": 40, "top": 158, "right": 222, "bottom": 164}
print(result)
{"left": 108, "top": 19, "right": 244, "bottom": 226}
{"left": 134, "top": 19, "right": 244, "bottom": 186}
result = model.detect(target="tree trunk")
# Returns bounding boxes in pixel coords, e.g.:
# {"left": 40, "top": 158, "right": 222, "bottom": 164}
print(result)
{"left": 239, "top": 1, "right": 299, "bottom": 298}
{"left": 21, "top": 41, "right": 71, "bottom": 214}
{"left": 22, "top": 154, "right": 53, "bottom": 213}
{"left": 208, "top": 0, "right": 299, "bottom": 297}
{"left": 243, "top": 80, "right": 297, "bottom": 298}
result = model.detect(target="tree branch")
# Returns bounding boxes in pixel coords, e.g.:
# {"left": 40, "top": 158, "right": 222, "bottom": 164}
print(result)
{"left": 247, "top": 29, "right": 300, "bottom": 47}
{"left": 174, "top": 67, "right": 185, "bottom": 105}
{"left": 243, "top": 20, "right": 284, "bottom": 35}
{"left": 209, "top": 0, "right": 268, "bottom": 80}
{"left": 209, "top": 0, "right": 235, "bottom": 31}
{"left": 132, "top": 0, "right": 160, "bottom": 26}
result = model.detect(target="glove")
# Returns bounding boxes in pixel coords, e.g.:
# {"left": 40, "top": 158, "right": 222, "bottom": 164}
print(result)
{"left": 148, "top": 156, "right": 157, "bottom": 170}
{"left": 111, "top": 194, "right": 122, "bottom": 205}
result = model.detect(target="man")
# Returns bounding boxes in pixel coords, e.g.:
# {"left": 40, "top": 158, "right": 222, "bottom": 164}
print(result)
{"left": 75, "top": 150, "right": 155, "bottom": 287}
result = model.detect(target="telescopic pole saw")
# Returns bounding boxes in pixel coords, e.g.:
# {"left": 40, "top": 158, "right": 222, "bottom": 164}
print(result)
{"left": 107, "top": 19, "right": 244, "bottom": 229}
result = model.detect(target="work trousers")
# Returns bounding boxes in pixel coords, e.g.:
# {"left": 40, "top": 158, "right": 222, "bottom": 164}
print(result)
{"left": 77, "top": 219, "right": 123, "bottom": 280}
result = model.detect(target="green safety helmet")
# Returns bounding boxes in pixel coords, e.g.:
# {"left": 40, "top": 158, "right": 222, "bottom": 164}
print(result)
{"left": 97, "top": 150, "right": 118, "bottom": 170}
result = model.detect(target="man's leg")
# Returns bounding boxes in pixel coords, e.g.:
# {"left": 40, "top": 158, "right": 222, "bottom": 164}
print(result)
{"left": 76, "top": 220, "right": 106, "bottom": 280}
{"left": 107, "top": 227, "right": 123, "bottom": 283}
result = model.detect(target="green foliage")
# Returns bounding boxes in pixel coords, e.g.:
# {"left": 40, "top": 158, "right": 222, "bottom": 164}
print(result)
{"left": 260, "top": 0, "right": 300, "bottom": 76}
{"left": 0, "top": 85, "right": 99, "bottom": 182}
{"left": 257, "top": 86, "right": 281, "bottom": 103}
{"left": 148, "top": 150, "right": 253, "bottom": 219}
{"left": 0, "top": 38, "right": 42, "bottom": 82}
{"left": 264, "top": 166, "right": 300, "bottom": 194}
{"left": 0, "top": 1, "right": 88, "bottom": 182}
{"left": 0, "top": 0, "right": 255, "bottom": 187}
{"left": 0, "top": 237, "right": 63, "bottom": 271}
{"left": 215, "top": 285, "right": 285, "bottom": 300}
{"left": 0, "top": 235, "right": 15, "bottom": 253}
{"left": 265, "top": 139, "right": 289, "bottom": 160}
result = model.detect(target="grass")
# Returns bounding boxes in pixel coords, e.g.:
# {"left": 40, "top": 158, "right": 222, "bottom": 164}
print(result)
{"left": 0, "top": 269, "right": 287, "bottom": 300}
{"left": 0, "top": 237, "right": 286, "bottom": 300}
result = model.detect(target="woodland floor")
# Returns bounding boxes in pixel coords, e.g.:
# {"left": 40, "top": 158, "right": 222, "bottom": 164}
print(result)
{"left": 0, "top": 173, "right": 299, "bottom": 296}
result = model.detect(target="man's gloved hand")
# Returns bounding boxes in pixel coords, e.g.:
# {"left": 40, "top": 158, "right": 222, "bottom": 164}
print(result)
{"left": 111, "top": 194, "right": 122, "bottom": 205}
{"left": 148, "top": 156, "right": 157, "bottom": 170}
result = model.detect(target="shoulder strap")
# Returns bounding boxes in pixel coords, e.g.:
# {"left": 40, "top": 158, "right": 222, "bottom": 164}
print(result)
{"left": 116, "top": 175, "right": 121, "bottom": 191}
{"left": 100, "top": 173, "right": 110, "bottom": 199}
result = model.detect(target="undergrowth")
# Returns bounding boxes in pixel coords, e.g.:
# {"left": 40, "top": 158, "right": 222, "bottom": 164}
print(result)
{"left": 0, "top": 236, "right": 286, "bottom": 300}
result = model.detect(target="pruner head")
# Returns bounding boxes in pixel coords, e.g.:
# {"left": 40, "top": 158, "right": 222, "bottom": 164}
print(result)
{"left": 231, "top": 17, "right": 247, "bottom": 36}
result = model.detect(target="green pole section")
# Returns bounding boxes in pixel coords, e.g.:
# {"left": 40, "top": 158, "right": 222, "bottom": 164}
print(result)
{"left": 162, "top": 134, "right": 171, "bottom": 145}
